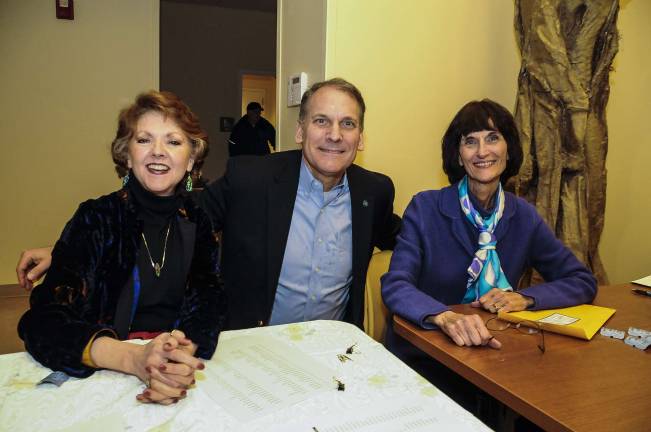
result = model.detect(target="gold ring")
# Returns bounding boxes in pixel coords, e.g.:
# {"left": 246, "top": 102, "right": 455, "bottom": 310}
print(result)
{"left": 145, "top": 378, "right": 150, "bottom": 387}
{"left": 170, "top": 329, "right": 180, "bottom": 338}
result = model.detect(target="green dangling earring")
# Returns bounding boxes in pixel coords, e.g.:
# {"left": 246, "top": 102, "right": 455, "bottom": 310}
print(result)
{"left": 122, "top": 172, "right": 130, "bottom": 187}
{"left": 185, "top": 173, "right": 193, "bottom": 192}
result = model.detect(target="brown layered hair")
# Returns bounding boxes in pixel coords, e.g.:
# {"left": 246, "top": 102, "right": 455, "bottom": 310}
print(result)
{"left": 441, "top": 99, "right": 522, "bottom": 184}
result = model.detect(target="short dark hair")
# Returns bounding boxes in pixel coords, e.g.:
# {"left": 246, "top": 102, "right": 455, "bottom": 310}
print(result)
{"left": 298, "top": 78, "right": 366, "bottom": 130}
{"left": 111, "top": 90, "right": 208, "bottom": 180}
{"left": 441, "top": 99, "right": 522, "bottom": 184}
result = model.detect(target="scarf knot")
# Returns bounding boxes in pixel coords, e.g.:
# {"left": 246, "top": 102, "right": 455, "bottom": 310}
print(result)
{"left": 478, "top": 231, "right": 496, "bottom": 249}
{"left": 458, "top": 176, "right": 512, "bottom": 303}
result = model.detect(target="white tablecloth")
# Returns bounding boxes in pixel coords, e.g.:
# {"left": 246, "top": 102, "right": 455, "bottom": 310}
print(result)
{"left": 0, "top": 320, "right": 490, "bottom": 431}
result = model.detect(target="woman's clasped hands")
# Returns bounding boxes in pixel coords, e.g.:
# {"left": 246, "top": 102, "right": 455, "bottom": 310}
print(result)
{"left": 134, "top": 330, "right": 205, "bottom": 405}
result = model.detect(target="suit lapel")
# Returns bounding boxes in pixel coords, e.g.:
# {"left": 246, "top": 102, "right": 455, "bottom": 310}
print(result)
{"left": 441, "top": 185, "right": 476, "bottom": 256}
{"left": 494, "top": 192, "right": 515, "bottom": 241}
{"left": 113, "top": 191, "right": 141, "bottom": 338}
{"left": 266, "top": 152, "right": 301, "bottom": 302}
{"left": 348, "top": 166, "right": 374, "bottom": 286}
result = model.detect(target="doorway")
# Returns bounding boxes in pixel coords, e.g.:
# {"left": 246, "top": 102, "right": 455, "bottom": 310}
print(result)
{"left": 241, "top": 74, "right": 277, "bottom": 128}
{"left": 160, "top": 0, "right": 277, "bottom": 180}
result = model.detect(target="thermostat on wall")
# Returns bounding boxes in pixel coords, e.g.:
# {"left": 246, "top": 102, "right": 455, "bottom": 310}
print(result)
{"left": 287, "top": 72, "right": 307, "bottom": 107}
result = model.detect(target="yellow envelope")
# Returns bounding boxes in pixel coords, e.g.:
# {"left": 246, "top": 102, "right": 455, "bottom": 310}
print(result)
{"left": 497, "top": 304, "right": 616, "bottom": 340}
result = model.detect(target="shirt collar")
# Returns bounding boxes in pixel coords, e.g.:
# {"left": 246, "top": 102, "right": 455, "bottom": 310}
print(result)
{"left": 299, "top": 156, "right": 349, "bottom": 195}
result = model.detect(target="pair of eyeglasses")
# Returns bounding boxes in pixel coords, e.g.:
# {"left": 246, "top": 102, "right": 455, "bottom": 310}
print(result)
{"left": 485, "top": 316, "right": 545, "bottom": 353}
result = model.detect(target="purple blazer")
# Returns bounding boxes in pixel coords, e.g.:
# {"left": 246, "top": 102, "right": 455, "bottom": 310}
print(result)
{"left": 381, "top": 183, "right": 597, "bottom": 354}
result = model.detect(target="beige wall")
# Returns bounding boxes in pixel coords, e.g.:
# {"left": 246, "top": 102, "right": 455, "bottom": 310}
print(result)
{"left": 2, "top": 1, "right": 644, "bottom": 285}
{"left": 0, "top": 0, "right": 159, "bottom": 284}
{"left": 279, "top": 0, "right": 650, "bottom": 283}
{"left": 277, "top": 0, "right": 327, "bottom": 151}
{"left": 160, "top": 2, "right": 276, "bottom": 181}
{"left": 324, "top": 0, "right": 519, "bottom": 213}
{"left": 600, "top": 0, "right": 651, "bottom": 283}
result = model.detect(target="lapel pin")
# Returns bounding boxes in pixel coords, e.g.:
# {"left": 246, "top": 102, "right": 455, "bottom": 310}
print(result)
{"left": 362, "top": 200, "right": 368, "bottom": 207}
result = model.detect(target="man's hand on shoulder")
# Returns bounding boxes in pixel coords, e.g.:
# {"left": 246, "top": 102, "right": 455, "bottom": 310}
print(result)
{"left": 16, "top": 246, "right": 53, "bottom": 290}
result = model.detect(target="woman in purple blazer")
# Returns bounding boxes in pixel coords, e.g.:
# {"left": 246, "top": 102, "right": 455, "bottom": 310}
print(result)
{"left": 381, "top": 99, "right": 597, "bottom": 355}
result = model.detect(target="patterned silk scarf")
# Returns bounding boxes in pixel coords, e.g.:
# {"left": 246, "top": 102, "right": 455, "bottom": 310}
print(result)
{"left": 458, "top": 176, "right": 512, "bottom": 303}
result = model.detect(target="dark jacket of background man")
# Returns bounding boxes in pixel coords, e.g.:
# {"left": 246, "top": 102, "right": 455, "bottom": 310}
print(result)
{"left": 228, "top": 102, "right": 276, "bottom": 156}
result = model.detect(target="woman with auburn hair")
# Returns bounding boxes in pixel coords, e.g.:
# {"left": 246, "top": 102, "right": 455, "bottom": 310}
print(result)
{"left": 18, "top": 90, "right": 226, "bottom": 405}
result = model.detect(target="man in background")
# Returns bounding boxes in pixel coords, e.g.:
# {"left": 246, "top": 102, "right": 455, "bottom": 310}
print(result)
{"left": 228, "top": 101, "right": 276, "bottom": 156}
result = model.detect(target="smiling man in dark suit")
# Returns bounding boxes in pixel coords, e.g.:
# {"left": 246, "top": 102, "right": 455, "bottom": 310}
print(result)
{"left": 16, "top": 78, "right": 401, "bottom": 331}
{"left": 200, "top": 78, "right": 401, "bottom": 330}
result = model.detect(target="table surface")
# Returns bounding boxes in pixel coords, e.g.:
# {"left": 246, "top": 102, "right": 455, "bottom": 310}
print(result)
{"left": 394, "top": 284, "right": 651, "bottom": 432}
{"left": 0, "top": 320, "right": 490, "bottom": 432}
{"left": 0, "top": 284, "right": 30, "bottom": 355}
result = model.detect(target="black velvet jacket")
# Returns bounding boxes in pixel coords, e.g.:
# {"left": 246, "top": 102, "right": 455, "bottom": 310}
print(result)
{"left": 18, "top": 188, "right": 226, "bottom": 378}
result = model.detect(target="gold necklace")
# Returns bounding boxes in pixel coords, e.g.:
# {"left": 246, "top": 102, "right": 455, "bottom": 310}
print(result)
{"left": 141, "top": 223, "right": 171, "bottom": 277}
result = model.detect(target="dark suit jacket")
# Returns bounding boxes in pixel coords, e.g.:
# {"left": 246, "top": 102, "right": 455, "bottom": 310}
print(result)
{"left": 200, "top": 150, "right": 401, "bottom": 330}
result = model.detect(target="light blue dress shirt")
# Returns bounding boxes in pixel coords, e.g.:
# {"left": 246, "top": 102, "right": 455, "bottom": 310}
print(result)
{"left": 269, "top": 158, "right": 353, "bottom": 325}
